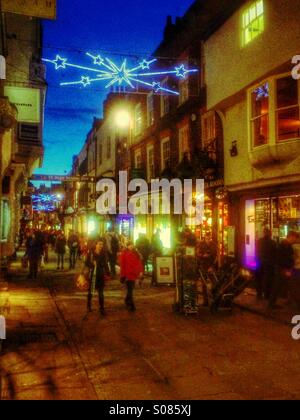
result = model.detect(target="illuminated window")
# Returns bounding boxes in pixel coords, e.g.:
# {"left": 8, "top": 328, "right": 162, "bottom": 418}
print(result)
{"left": 147, "top": 145, "right": 155, "bottom": 182}
{"left": 276, "top": 77, "right": 300, "bottom": 142}
{"left": 161, "top": 138, "right": 170, "bottom": 170}
{"left": 242, "top": 0, "right": 264, "bottom": 46}
{"left": 147, "top": 93, "right": 155, "bottom": 127}
{"left": 179, "top": 126, "right": 189, "bottom": 161}
{"left": 251, "top": 82, "right": 269, "bottom": 147}
{"left": 134, "top": 103, "right": 143, "bottom": 136}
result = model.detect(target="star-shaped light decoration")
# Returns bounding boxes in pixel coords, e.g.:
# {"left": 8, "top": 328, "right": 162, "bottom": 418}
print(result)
{"left": 92, "top": 55, "right": 105, "bottom": 66}
{"left": 53, "top": 55, "right": 67, "bottom": 70}
{"left": 175, "top": 64, "right": 189, "bottom": 79}
{"left": 43, "top": 52, "right": 198, "bottom": 95}
{"left": 81, "top": 76, "right": 91, "bottom": 87}
{"left": 152, "top": 82, "right": 161, "bottom": 93}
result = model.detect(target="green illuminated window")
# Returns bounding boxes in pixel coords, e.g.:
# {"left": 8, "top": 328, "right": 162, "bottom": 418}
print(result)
{"left": 242, "top": 0, "right": 264, "bottom": 46}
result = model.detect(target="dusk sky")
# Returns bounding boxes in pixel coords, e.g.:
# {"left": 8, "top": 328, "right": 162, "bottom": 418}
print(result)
{"left": 37, "top": 0, "right": 195, "bottom": 176}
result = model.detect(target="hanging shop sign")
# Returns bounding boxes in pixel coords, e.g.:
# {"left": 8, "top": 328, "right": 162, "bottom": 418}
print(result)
{"left": 4, "top": 86, "right": 40, "bottom": 123}
{"left": 156, "top": 257, "right": 174, "bottom": 285}
{"left": 2, "top": 0, "right": 56, "bottom": 20}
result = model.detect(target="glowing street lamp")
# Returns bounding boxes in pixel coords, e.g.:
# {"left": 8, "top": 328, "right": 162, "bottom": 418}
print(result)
{"left": 115, "top": 110, "right": 131, "bottom": 128}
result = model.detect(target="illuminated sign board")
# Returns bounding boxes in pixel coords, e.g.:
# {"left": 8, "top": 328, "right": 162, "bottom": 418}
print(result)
{"left": 4, "top": 86, "right": 40, "bottom": 123}
{"left": 2, "top": 0, "right": 56, "bottom": 20}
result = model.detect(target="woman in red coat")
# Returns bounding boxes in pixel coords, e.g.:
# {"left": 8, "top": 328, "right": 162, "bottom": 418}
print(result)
{"left": 120, "top": 242, "right": 144, "bottom": 311}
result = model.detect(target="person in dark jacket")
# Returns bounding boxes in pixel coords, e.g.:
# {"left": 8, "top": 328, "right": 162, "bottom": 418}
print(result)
{"left": 135, "top": 234, "right": 152, "bottom": 274}
{"left": 26, "top": 232, "right": 44, "bottom": 280}
{"left": 87, "top": 240, "right": 110, "bottom": 315}
{"left": 56, "top": 233, "right": 67, "bottom": 270}
{"left": 268, "top": 231, "right": 298, "bottom": 310}
{"left": 68, "top": 231, "right": 80, "bottom": 270}
{"left": 257, "top": 228, "right": 277, "bottom": 300}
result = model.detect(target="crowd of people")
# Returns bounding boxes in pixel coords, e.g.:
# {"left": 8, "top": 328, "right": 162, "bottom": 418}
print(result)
{"left": 256, "top": 228, "right": 300, "bottom": 310}
{"left": 21, "top": 224, "right": 300, "bottom": 315}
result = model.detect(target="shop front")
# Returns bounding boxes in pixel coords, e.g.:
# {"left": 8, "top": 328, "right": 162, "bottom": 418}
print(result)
{"left": 241, "top": 185, "right": 300, "bottom": 269}
{"left": 186, "top": 182, "right": 231, "bottom": 266}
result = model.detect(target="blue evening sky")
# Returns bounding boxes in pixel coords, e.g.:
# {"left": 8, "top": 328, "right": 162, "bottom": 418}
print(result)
{"left": 37, "top": 0, "right": 195, "bottom": 176}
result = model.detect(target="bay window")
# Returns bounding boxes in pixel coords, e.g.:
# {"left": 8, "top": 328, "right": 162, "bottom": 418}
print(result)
{"left": 249, "top": 74, "right": 300, "bottom": 148}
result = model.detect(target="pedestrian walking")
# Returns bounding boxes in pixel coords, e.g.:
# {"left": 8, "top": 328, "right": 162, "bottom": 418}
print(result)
{"left": 105, "top": 230, "right": 120, "bottom": 278}
{"left": 26, "top": 231, "right": 44, "bottom": 280}
{"left": 256, "top": 228, "right": 277, "bottom": 300}
{"left": 56, "top": 233, "right": 67, "bottom": 270}
{"left": 135, "top": 233, "right": 152, "bottom": 274}
{"left": 87, "top": 240, "right": 110, "bottom": 315}
{"left": 120, "top": 242, "right": 144, "bottom": 312}
{"left": 68, "top": 231, "right": 79, "bottom": 270}
{"left": 268, "top": 231, "right": 298, "bottom": 310}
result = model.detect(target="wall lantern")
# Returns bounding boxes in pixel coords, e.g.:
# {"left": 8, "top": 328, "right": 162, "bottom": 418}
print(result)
{"left": 230, "top": 141, "right": 238, "bottom": 157}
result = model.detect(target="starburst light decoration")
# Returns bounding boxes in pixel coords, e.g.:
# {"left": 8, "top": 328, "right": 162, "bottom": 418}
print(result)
{"left": 43, "top": 53, "right": 198, "bottom": 95}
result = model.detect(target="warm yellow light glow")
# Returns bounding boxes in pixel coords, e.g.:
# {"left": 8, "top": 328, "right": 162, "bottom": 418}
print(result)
{"left": 88, "top": 220, "right": 96, "bottom": 235}
{"left": 115, "top": 110, "right": 131, "bottom": 128}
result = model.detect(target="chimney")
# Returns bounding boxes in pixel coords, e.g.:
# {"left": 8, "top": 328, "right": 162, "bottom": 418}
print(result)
{"left": 164, "top": 15, "right": 175, "bottom": 41}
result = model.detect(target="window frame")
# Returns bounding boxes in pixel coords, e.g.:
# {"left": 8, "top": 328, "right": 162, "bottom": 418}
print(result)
{"left": 134, "top": 103, "right": 143, "bottom": 136}
{"left": 147, "top": 144, "right": 155, "bottom": 182}
{"left": 147, "top": 93, "right": 155, "bottom": 127}
{"left": 178, "top": 125, "right": 190, "bottom": 162}
{"left": 161, "top": 137, "right": 171, "bottom": 170}
{"left": 275, "top": 76, "right": 300, "bottom": 142}
{"left": 134, "top": 149, "right": 142, "bottom": 170}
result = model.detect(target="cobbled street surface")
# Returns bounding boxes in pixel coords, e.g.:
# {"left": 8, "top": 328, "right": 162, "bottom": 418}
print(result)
{"left": 1, "top": 253, "right": 300, "bottom": 400}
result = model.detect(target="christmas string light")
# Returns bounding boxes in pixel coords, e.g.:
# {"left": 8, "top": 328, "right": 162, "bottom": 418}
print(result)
{"left": 43, "top": 53, "right": 198, "bottom": 95}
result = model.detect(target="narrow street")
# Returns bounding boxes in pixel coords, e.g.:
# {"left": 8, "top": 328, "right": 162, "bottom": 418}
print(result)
{"left": 1, "top": 253, "right": 300, "bottom": 401}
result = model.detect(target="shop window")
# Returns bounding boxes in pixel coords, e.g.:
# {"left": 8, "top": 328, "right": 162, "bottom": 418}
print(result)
{"left": 161, "top": 138, "right": 170, "bottom": 170}
{"left": 147, "top": 145, "right": 155, "bottom": 182}
{"left": 251, "top": 82, "right": 269, "bottom": 147}
{"left": 244, "top": 195, "right": 300, "bottom": 269}
{"left": 179, "top": 126, "right": 189, "bottom": 161}
{"left": 242, "top": 0, "right": 264, "bottom": 46}
{"left": 0, "top": 200, "right": 10, "bottom": 242}
{"left": 276, "top": 77, "right": 300, "bottom": 142}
